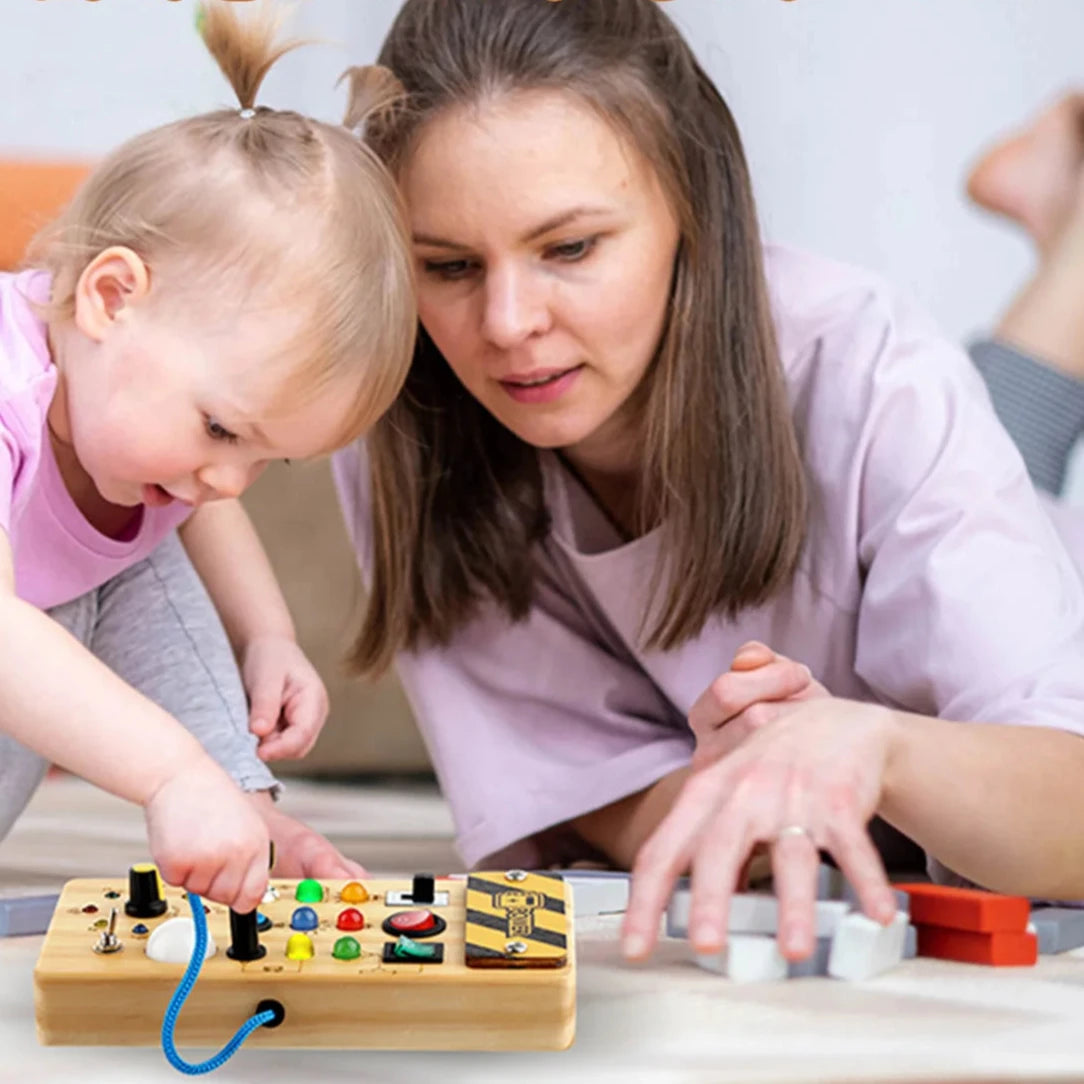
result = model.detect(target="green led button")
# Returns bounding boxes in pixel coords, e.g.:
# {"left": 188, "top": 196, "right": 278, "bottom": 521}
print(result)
{"left": 295, "top": 879, "right": 323, "bottom": 903}
{"left": 332, "top": 936, "right": 361, "bottom": 961}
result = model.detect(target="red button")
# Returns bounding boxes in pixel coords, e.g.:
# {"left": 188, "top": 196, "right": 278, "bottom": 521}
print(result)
{"left": 336, "top": 908, "right": 365, "bottom": 931}
{"left": 387, "top": 909, "right": 437, "bottom": 933}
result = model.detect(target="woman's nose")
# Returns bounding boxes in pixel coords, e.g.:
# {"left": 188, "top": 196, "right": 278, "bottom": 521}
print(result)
{"left": 481, "top": 265, "right": 551, "bottom": 348}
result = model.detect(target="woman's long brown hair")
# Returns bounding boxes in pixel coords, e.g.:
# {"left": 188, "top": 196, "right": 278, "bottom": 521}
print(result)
{"left": 352, "top": 0, "right": 807, "bottom": 674}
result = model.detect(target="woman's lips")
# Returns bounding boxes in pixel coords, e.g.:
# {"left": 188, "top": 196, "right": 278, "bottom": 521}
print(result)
{"left": 499, "top": 365, "right": 584, "bottom": 404}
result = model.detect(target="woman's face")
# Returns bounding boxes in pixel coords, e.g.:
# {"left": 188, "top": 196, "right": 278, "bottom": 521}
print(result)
{"left": 402, "top": 90, "right": 680, "bottom": 466}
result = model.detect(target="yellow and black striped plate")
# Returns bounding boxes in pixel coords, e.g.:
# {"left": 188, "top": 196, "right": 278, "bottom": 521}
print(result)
{"left": 464, "top": 872, "right": 569, "bottom": 969}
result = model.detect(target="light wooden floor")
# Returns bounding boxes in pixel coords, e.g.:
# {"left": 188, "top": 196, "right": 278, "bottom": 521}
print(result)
{"left": 8, "top": 777, "right": 1084, "bottom": 1082}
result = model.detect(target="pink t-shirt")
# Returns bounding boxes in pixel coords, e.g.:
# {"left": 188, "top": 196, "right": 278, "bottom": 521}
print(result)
{"left": 332, "top": 245, "right": 1084, "bottom": 870}
{"left": 0, "top": 271, "right": 191, "bottom": 609}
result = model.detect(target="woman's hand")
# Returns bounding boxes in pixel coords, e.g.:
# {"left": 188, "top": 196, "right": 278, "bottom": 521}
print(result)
{"left": 623, "top": 696, "right": 901, "bottom": 963}
{"left": 241, "top": 635, "right": 329, "bottom": 761}
{"left": 689, "top": 640, "right": 829, "bottom": 769}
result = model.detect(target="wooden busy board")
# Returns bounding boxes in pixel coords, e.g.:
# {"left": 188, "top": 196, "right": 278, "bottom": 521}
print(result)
{"left": 34, "top": 872, "right": 575, "bottom": 1050}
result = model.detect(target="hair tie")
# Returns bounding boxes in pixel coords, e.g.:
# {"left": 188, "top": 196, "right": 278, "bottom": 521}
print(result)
{"left": 239, "top": 107, "right": 256, "bottom": 120}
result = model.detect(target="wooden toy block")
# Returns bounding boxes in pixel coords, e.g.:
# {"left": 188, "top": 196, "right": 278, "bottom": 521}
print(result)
{"left": 1029, "top": 908, "right": 1084, "bottom": 954}
{"left": 915, "top": 924, "right": 1038, "bottom": 966}
{"left": 895, "top": 883, "right": 1029, "bottom": 933}
{"left": 667, "top": 890, "right": 849, "bottom": 941}
{"left": 34, "top": 873, "right": 576, "bottom": 1050}
{"left": 827, "top": 911, "right": 909, "bottom": 981}
{"left": 694, "top": 934, "right": 788, "bottom": 983}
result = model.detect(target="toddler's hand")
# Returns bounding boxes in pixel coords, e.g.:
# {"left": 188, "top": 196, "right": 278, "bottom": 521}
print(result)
{"left": 144, "top": 759, "right": 270, "bottom": 913}
{"left": 241, "top": 635, "right": 329, "bottom": 761}
{"left": 690, "top": 641, "right": 828, "bottom": 769}
{"left": 251, "top": 793, "right": 368, "bottom": 880}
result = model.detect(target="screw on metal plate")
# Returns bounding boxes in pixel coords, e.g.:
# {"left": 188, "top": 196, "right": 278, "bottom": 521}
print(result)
{"left": 93, "top": 908, "right": 123, "bottom": 955}
{"left": 505, "top": 940, "right": 529, "bottom": 955}
{"left": 504, "top": 870, "right": 528, "bottom": 882}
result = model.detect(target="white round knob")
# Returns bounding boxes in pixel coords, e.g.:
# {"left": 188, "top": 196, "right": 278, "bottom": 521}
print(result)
{"left": 145, "top": 916, "right": 217, "bottom": 964}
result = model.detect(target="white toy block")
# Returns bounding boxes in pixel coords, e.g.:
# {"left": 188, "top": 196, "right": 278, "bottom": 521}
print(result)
{"left": 1030, "top": 908, "right": 1084, "bottom": 954}
{"left": 694, "top": 934, "right": 788, "bottom": 983}
{"left": 827, "top": 911, "right": 908, "bottom": 981}
{"left": 565, "top": 872, "right": 630, "bottom": 917}
{"left": 667, "top": 889, "right": 849, "bottom": 940}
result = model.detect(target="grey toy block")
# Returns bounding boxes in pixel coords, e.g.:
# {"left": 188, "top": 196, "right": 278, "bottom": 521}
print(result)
{"left": 0, "top": 893, "right": 59, "bottom": 936}
{"left": 787, "top": 935, "right": 832, "bottom": 978}
{"left": 903, "top": 923, "right": 917, "bottom": 959}
{"left": 841, "top": 879, "right": 911, "bottom": 917}
{"left": 1029, "top": 907, "right": 1084, "bottom": 954}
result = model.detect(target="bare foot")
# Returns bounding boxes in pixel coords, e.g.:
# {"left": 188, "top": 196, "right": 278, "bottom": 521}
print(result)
{"left": 967, "top": 92, "right": 1084, "bottom": 253}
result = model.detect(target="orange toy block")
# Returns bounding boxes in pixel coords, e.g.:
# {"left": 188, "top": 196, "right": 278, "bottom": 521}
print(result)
{"left": 915, "top": 924, "right": 1037, "bottom": 967}
{"left": 895, "top": 882, "right": 1029, "bottom": 933}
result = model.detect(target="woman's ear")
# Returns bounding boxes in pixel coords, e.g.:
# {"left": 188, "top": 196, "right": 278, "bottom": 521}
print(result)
{"left": 72, "top": 246, "right": 151, "bottom": 343}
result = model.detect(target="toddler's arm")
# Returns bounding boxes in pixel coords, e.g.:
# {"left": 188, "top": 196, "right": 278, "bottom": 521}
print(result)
{"left": 178, "top": 499, "right": 329, "bottom": 760}
{"left": 0, "top": 529, "right": 270, "bottom": 911}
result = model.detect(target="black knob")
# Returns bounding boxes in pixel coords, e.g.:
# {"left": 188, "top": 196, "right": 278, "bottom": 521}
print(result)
{"left": 412, "top": 872, "right": 435, "bottom": 904}
{"left": 227, "top": 909, "right": 267, "bottom": 961}
{"left": 125, "top": 864, "right": 167, "bottom": 918}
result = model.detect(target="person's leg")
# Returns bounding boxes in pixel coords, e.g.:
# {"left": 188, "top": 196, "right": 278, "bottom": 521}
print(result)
{"left": 967, "top": 92, "right": 1084, "bottom": 258}
{"left": 966, "top": 93, "right": 1084, "bottom": 499}
{"left": 93, "top": 533, "right": 365, "bottom": 878}
{"left": 92, "top": 531, "right": 278, "bottom": 795}
{"left": 0, "top": 594, "right": 97, "bottom": 843}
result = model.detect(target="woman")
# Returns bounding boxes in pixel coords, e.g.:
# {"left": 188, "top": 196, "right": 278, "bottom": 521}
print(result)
{"left": 333, "top": 0, "right": 1084, "bottom": 964}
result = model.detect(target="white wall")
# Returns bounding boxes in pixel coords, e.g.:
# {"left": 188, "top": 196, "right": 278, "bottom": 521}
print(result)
{"left": 2, "top": 0, "right": 1081, "bottom": 493}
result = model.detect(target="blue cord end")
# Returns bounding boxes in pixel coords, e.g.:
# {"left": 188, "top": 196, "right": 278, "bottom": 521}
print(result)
{"left": 160, "top": 894, "right": 278, "bottom": 1075}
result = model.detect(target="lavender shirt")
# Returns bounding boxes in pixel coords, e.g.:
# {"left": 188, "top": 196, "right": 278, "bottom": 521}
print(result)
{"left": 333, "top": 245, "right": 1084, "bottom": 870}
{"left": 0, "top": 271, "right": 190, "bottom": 609}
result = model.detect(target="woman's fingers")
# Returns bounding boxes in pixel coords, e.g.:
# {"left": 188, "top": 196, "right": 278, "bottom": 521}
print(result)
{"left": 769, "top": 825, "right": 823, "bottom": 959}
{"left": 729, "top": 640, "right": 776, "bottom": 671}
{"left": 826, "top": 811, "right": 898, "bottom": 925}
{"left": 622, "top": 766, "right": 726, "bottom": 959}
{"left": 689, "top": 658, "right": 815, "bottom": 738}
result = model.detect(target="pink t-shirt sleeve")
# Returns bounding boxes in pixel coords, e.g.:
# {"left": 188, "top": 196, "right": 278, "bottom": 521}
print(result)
{"left": 332, "top": 445, "right": 694, "bottom": 869}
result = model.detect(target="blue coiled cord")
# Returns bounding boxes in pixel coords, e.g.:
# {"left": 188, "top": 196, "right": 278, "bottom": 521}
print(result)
{"left": 161, "top": 893, "right": 276, "bottom": 1075}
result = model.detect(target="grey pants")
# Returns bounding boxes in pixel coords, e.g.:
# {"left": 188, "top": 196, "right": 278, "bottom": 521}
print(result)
{"left": 0, "top": 531, "right": 277, "bottom": 843}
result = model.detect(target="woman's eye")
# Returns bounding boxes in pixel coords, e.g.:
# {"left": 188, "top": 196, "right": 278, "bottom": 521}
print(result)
{"left": 422, "top": 258, "right": 478, "bottom": 281}
{"left": 204, "top": 416, "right": 239, "bottom": 444}
{"left": 546, "top": 236, "right": 598, "bottom": 262}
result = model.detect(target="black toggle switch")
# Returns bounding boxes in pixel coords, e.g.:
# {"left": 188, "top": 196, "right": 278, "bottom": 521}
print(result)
{"left": 227, "top": 909, "right": 267, "bottom": 961}
{"left": 411, "top": 872, "right": 435, "bottom": 905}
{"left": 125, "top": 865, "right": 167, "bottom": 919}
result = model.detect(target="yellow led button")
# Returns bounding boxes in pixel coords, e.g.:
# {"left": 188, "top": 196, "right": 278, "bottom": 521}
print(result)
{"left": 285, "top": 933, "right": 314, "bottom": 960}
